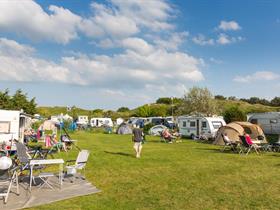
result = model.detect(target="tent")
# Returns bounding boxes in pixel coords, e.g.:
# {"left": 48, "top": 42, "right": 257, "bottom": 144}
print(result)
{"left": 149, "top": 125, "right": 167, "bottom": 136}
{"left": 116, "top": 118, "right": 124, "bottom": 126}
{"left": 117, "top": 123, "right": 132, "bottom": 135}
{"left": 40, "top": 120, "right": 58, "bottom": 131}
{"left": 213, "top": 121, "right": 267, "bottom": 145}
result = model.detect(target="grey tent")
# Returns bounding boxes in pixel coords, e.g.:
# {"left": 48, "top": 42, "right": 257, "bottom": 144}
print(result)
{"left": 117, "top": 123, "right": 132, "bottom": 135}
{"left": 149, "top": 125, "right": 167, "bottom": 136}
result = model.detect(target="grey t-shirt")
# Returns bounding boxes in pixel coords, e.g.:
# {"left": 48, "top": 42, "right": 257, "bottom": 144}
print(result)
{"left": 133, "top": 128, "right": 143, "bottom": 142}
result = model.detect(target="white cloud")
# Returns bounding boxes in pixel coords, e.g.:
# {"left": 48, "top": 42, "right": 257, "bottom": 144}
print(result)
{"left": 111, "top": 0, "right": 175, "bottom": 31}
{"left": 0, "top": 1, "right": 81, "bottom": 44}
{"left": 216, "top": 33, "right": 244, "bottom": 45}
{"left": 218, "top": 20, "right": 241, "bottom": 31}
{"left": 122, "top": 37, "right": 154, "bottom": 55}
{"left": 0, "top": 40, "right": 71, "bottom": 83}
{"left": 216, "top": 33, "right": 231, "bottom": 45}
{"left": 0, "top": 38, "right": 204, "bottom": 89}
{"left": 0, "top": 0, "right": 177, "bottom": 46}
{"left": 0, "top": 38, "right": 35, "bottom": 56}
{"left": 0, "top": 0, "right": 204, "bottom": 99}
{"left": 233, "top": 71, "right": 280, "bottom": 83}
{"left": 79, "top": 0, "right": 175, "bottom": 40}
{"left": 192, "top": 34, "right": 214, "bottom": 46}
{"left": 79, "top": 2, "right": 139, "bottom": 39}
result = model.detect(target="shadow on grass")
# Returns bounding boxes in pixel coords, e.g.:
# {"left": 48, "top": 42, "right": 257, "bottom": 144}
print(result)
{"left": 196, "top": 147, "right": 239, "bottom": 154}
{"left": 104, "top": 151, "right": 135, "bottom": 157}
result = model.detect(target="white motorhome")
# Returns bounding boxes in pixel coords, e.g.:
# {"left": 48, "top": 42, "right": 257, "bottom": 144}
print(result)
{"left": 77, "top": 115, "right": 89, "bottom": 125}
{"left": 0, "top": 109, "right": 32, "bottom": 145}
{"left": 90, "top": 118, "right": 113, "bottom": 127}
{"left": 247, "top": 112, "right": 280, "bottom": 135}
{"left": 178, "top": 116, "right": 226, "bottom": 139}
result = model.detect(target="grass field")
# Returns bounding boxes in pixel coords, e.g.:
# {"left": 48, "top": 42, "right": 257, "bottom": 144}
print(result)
{"left": 28, "top": 132, "right": 280, "bottom": 210}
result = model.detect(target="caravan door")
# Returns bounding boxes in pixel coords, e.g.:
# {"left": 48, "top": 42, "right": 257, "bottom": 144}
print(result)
{"left": 196, "top": 119, "right": 200, "bottom": 136}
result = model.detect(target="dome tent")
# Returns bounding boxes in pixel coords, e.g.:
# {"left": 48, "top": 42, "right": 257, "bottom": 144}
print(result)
{"left": 149, "top": 125, "right": 167, "bottom": 136}
{"left": 213, "top": 121, "right": 266, "bottom": 145}
{"left": 117, "top": 123, "right": 132, "bottom": 135}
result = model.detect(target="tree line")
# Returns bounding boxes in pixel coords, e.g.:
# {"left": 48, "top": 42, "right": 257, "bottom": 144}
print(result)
{"left": 214, "top": 95, "right": 280, "bottom": 107}
{"left": 1, "top": 88, "right": 279, "bottom": 124}
{"left": 0, "top": 89, "right": 37, "bottom": 115}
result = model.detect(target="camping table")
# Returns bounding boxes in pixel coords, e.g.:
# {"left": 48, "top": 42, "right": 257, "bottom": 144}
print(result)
{"left": 29, "top": 159, "right": 64, "bottom": 192}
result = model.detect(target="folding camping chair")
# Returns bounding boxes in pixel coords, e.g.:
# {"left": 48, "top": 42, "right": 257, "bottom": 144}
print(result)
{"left": 239, "top": 136, "right": 260, "bottom": 155}
{"left": 15, "top": 142, "right": 45, "bottom": 184}
{"left": 221, "top": 134, "right": 238, "bottom": 152}
{"left": 64, "top": 150, "right": 90, "bottom": 182}
{"left": 0, "top": 166, "right": 20, "bottom": 204}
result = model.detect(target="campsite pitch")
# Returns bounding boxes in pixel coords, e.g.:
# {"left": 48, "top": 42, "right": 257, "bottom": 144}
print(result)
{"left": 27, "top": 132, "right": 280, "bottom": 210}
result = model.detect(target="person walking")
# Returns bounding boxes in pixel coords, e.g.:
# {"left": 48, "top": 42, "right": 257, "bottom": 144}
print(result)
{"left": 132, "top": 124, "right": 143, "bottom": 158}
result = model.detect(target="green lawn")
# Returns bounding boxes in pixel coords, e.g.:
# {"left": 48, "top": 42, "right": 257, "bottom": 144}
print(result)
{"left": 28, "top": 131, "right": 280, "bottom": 210}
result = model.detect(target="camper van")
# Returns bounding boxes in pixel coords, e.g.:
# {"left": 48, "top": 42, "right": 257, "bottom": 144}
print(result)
{"left": 146, "top": 117, "right": 175, "bottom": 129}
{"left": 248, "top": 112, "right": 280, "bottom": 135}
{"left": 0, "top": 110, "right": 32, "bottom": 149}
{"left": 178, "top": 116, "right": 226, "bottom": 139}
{"left": 77, "top": 115, "right": 89, "bottom": 125}
{"left": 90, "top": 118, "right": 113, "bottom": 127}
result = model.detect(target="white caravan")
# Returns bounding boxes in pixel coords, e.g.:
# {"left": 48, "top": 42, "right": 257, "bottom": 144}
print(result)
{"left": 77, "top": 115, "right": 89, "bottom": 125}
{"left": 0, "top": 109, "right": 32, "bottom": 146}
{"left": 90, "top": 118, "right": 113, "bottom": 127}
{"left": 178, "top": 116, "right": 226, "bottom": 139}
{"left": 247, "top": 112, "right": 280, "bottom": 135}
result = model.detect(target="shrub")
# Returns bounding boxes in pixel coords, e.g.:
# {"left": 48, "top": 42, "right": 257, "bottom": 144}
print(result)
{"left": 223, "top": 106, "right": 246, "bottom": 123}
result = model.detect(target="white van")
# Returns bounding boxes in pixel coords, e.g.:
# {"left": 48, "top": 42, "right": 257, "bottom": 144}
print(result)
{"left": 248, "top": 112, "right": 280, "bottom": 135}
{"left": 178, "top": 116, "right": 226, "bottom": 140}
{"left": 90, "top": 118, "right": 113, "bottom": 127}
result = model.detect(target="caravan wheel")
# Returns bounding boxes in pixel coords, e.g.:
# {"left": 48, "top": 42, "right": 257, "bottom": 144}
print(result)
{"left": 190, "top": 134, "right": 195, "bottom": 140}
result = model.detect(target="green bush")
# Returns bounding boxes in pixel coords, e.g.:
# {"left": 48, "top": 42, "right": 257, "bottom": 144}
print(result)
{"left": 223, "top": 106, "right": 246, "bottom": 123}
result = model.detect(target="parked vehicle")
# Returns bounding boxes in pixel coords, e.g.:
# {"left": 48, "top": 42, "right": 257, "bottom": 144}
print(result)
{"left": 77, "top": 115, "right": 89, "bottom": 125}
{"left": 247, "top": 112, "right": 280, "bottom": 135}
{"left": 147, "top": 117, "right": 175, "bottom": 129}
{"left": 0, "top": 109, "right": 32, "bottom": 151}
{"left": 127, "top": 117, "right": 147, "bottom": 128}
{"left": 90, "top": 118, "right": 113, "bottom": 127}
{"left": 177, "top": 116, "right": 226, "bottom": 140}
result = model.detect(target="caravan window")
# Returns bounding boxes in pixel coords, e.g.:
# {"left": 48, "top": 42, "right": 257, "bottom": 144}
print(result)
{"left": 182, "top": 121, "right": 187, "bottom": 127}
{"left": 190, "top": 121, "right": 196, "bottom": 127}
{"left": 270, "top": 119, "right": 278, "bottom": 124}
{"left": 0, "top": 121, "right": 10, "bottom": 133}
{"left": 212, "top": 121, "right": 222, "bottom": 129}
{"left": 202, "top": 121, "right": 207, "bottom": 128}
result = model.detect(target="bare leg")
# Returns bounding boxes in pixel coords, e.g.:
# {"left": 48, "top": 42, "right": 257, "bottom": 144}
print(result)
{"left": 133, "top": 143, "right": 139, "bottom": 157}
{"left": 137, "top": 144, "right": 142, "bottom": 158}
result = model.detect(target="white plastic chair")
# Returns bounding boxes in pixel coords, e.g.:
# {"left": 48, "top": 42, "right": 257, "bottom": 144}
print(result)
{"left": 65, "top": 150, "right": 90, "bottom": 182}
{"left": 0, "top": 168, "right": 19, "bottom": 204}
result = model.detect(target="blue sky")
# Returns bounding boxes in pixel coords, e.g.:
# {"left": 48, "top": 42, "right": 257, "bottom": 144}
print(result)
{"left": 0, "top": 0, "right": 279, "bottom": 110}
